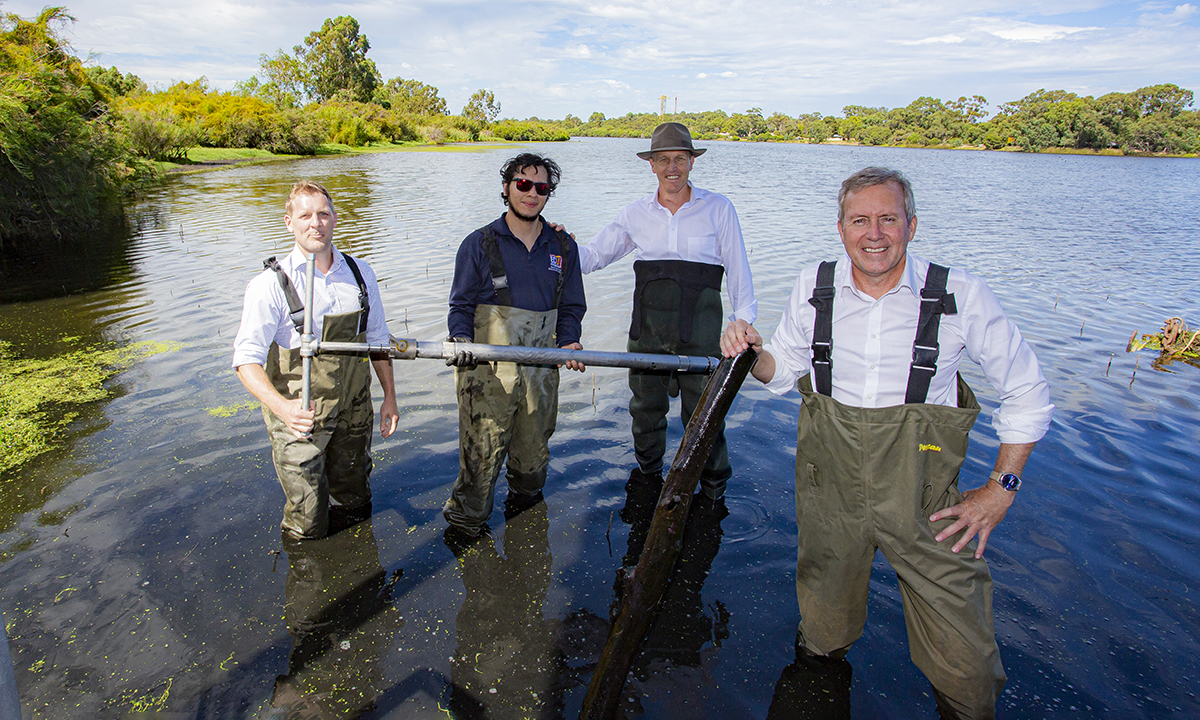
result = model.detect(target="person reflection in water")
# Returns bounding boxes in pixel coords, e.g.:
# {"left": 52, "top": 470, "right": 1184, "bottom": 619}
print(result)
{"left": 269, "top": 519, "right": 403, "bottom": 718}
{"left": 443, "top": 496, "right": 562, "bottom": 717}
{"left": 610, "top": 475, "right": 730, "bottom": 709}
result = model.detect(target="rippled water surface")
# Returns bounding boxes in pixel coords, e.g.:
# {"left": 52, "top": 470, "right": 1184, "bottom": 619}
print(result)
{"left": 1, "top": 139, "right": 1198, "bottom": 718}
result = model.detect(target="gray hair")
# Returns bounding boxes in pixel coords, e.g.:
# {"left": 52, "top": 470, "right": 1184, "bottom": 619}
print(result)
{"left": 837, "top": 167, "right": 916, "bottom": 224}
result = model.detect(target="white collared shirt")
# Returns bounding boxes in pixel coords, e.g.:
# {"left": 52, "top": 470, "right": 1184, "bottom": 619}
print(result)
{"left": 579, "top": 183, "right": 757, "bottom": 323}
{"left": 232, "top": 245, "right": 389, "bottom": 368}
{"left": 762, "top": 253, "right": 1054, "bottom": 444}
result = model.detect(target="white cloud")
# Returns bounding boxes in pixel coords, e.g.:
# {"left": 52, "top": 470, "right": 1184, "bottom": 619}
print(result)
{"left": 1139, "top": 3, "right": 1198, "bottom": 26}
{"left": 896, "top": 34, "right": 967, "bottom": 45}
{"left": 978, "top": 19, "right": 1099, "bottom": 42}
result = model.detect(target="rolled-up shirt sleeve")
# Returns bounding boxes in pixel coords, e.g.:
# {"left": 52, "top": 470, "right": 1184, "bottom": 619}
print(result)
{"left": 962, "top": 277, "right": 1055, "bottom": 444}
{"left": 580, "top": 213, "right": 635, "bottom": 274}
{"left": 232, "top": 272, "right": 289, "bottom": 368}
{"left": 762, "top": 271, "right": 815, "bottom": 396}
{"left": 716, "top": 200, "right": 757, "bottom": 324}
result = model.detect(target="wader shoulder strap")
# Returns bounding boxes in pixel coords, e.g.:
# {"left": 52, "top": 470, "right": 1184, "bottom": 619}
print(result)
{"left": 905, "top": 262, "right": 958, "bottom": 404}
{"left": 551, "top": 228, "right": 575, "bottom": 311}
{"left": 478, "top": 227, "right": 512, "bottom": 307}
{"left": 341, "top": 253, "right": 371, "bottom": 335}
{"left": 807, "top": 260, "right": 837, "bottom": 396}
{"left": 264, "top": 256, "right": 306, "bottom": 334}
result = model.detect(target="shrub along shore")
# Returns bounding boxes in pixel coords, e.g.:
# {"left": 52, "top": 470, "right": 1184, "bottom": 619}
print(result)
{"left": 2, "top": 7, "right": 1198, "bottom": 253}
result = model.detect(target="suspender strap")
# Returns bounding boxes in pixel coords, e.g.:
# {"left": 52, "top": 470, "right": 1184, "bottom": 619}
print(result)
{"left": 905, "top": 262, "right": 958, "bottom": 404}
{"left": 341, "top": 254, "right": 370, "bottom": 335}
{"left": 479, "top": 224, "right": 573, "bottom": 310}
{"left": 808, "top": 260, "right": 837, "bottom": 396}
{"left": 264, "top": 256, "right": 307, "bottom": 334}
{"left": 479, "top": 227, "right": 513, "bottom": 307}
{"left": 263, "top": 254, "right": 371, "bottom": 336}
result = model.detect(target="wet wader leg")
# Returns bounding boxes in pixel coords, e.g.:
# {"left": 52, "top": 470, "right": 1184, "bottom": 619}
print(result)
{"left": 266, "top": 408, "right": 333, "bottom": 539}
{"left": 628, "top": 366, "right": 670, "bottom": 476}
{"left": 677, "top": 287, "right": 730, "bottom": 498}
{"left": 323, "top": 370, "right": 375, "bottom": 513}
{"left": 445, "top": 362, "right": 519, "bottom": 535}
{"left": 792, "top": 397, "right": 874, "bottom": 655}
{"left": 506, "top": 363, "right": 558, "bottom": 496}
{"left": 880, "top": 488, "right": 1005, "bottom": 720}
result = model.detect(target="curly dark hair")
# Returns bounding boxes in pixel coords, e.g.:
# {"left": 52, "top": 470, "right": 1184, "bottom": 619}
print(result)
{"left": 499, "top": 153, "right": 562, "bottom": 206}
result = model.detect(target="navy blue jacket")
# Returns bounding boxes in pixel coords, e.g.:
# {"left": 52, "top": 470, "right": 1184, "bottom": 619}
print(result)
{"left": 448, "top": 215, "right": 586, "bottom": 346}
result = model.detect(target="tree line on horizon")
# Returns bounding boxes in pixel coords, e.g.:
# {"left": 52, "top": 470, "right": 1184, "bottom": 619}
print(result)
{"left": 3, "top": 7, "right": 1198, "bottom": 249}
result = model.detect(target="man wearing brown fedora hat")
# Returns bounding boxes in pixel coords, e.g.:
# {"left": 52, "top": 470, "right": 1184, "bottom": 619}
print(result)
{"left": 579, "top": 122, "right": 756, "bottom": 504}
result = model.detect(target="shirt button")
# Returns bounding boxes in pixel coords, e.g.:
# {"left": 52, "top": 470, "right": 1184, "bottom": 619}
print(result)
{"left": 869, "top": 364, "right": 876, "bottom": 370}
{"left": 871, "top": 333, "right": 877, "bottom": 338}
{"left": 867, "top": 394, "right": 874, "bottom": 400}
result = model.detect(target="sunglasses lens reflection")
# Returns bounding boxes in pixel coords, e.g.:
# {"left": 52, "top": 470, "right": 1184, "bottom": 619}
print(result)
{"left": 514, "top": 179, "right": 551, "bottom": 196}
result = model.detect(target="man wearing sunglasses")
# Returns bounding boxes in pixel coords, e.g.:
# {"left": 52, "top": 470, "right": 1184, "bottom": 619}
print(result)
{"left": 579, "top": 122, "right": 756, "bottom": 505}
{"left": 443, "top": 153, "right": 587, "bottom": 540}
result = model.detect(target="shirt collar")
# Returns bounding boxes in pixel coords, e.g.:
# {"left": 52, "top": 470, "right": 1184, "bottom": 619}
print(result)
{"left": 648, "top": 182, "right": 703, "bottom": 212}
{"left": 287, "top": 244, "right": 343, "bottom": 274}
{"left": 493, "top": 213, "right": 551, "bottom": 249}
{"left": 836, "top": 252, "right": 922, "bottom": 300}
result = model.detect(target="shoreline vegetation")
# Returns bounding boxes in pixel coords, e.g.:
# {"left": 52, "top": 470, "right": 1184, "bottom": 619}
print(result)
{"left": 3, "top": 7, "right": 1199, "bottom": 248}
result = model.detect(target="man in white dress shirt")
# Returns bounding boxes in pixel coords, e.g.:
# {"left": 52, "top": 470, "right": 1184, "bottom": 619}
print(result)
{"left": 580, "top": 122, "right": 756, "bottom": 501}
{"left": 233, "top": 181, "right": 399, "bottom": 540}
{"left": 722, "top": 167, "right": 1053, "bottom": 719}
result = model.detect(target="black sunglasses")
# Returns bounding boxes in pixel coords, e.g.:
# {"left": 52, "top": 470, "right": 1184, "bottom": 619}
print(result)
{"left": 512, "top": 178, "right": 552, "bottom": 196}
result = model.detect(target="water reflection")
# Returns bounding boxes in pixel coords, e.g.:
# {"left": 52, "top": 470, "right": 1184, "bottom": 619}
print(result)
{"left": 443, "top": 497, "right": 570, "bottom": 718}
{"left": 611, "top": 475, "right": 731, "bottom": 703}
{"left": 0, "top": 215, "right": 134, "bottom": 302}
{"left": 269, "top": 519, "right": 404, "bottom": 719}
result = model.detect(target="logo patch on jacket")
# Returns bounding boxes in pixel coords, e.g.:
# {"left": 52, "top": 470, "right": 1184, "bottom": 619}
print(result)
{"left": 919, "top": 443, "right": 942, "bottom": 452}
{"left": 549, "top": 254, "right": 563, "bottom": 272}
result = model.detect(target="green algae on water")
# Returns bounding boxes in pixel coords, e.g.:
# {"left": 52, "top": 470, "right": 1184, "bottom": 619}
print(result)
{"left": 206, "top": 400, "right": 260, "bottom": 418}
{"left": 0, "top": 339, "right": 181, "bottom": 475}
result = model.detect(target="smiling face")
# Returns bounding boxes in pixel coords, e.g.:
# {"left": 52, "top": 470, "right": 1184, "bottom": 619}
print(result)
{"left": 284, "top": 190, "right": 337, "bottom": 257}
{"left": 649, "top": 150, "right": 694, "bottom": 196}
{"left": 503, "top": 164, "right": 551, "bottom": 222}
{"left": 837, "top": 181, "right": 918, "bottom": 297}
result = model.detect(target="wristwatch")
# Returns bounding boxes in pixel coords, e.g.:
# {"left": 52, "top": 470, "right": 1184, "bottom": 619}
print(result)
{"left": 989, "top": 470, "right": 1022, "bottom": 492}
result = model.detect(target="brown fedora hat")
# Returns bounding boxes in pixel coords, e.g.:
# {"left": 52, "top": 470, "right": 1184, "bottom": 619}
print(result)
{"left": 636, "top": 122, "right": 707, "bottom": 160}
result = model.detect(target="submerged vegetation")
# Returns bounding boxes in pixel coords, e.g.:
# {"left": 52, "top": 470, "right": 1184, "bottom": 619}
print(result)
{"left": 0, "top": 339, "right": 179, "bottom": 475}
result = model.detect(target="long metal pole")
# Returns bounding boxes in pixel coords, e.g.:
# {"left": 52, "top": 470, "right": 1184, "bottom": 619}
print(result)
{"left": 300, "top": 253, "right": 315, "bottom": 411}
{"left": 313, "top": 337, "right": 721, "bottom": 373}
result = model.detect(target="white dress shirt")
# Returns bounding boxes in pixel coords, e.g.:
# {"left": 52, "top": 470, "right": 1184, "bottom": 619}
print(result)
{"left": 232, "top": 245, "right": 389, "bottom": 368}
{"left": 579, "top": 183, "right": 757, "bottom": 323}
{"left": 763, "top": 253, "right": 1054, "bottom": 444}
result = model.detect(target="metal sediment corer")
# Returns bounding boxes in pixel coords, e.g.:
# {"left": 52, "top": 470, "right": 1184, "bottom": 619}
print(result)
{"left": 579, "top": 349, "right": 758, "bottom": 720}
{"left": 312, "top": 336, "right": 722, "bottom": 373}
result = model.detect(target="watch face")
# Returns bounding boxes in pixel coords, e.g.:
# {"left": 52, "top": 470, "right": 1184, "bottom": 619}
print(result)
{"left": 997, "top": 473, "right": 1022, "bottom": 491}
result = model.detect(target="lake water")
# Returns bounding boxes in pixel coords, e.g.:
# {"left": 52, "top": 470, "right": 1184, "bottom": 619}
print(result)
{"left": 1, "top": 137, "right": 1199, "bottom": 718}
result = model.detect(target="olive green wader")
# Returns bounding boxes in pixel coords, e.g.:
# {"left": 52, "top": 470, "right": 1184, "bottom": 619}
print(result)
{"left": 264, "top": 309, "right": 374, "bottom": 539}
{"left": 794, "top": 377, "right": 1005, "bottom": 719}
{"left": 628, "top": 259, "right": 731, "bottom": 497}
{"left": 443, "top": 304, "right": 559, "bottom": 535}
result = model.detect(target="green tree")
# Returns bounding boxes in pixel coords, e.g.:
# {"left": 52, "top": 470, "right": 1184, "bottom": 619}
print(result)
{"left": 85, "top": 65, "right": 144, "bottom": 97}
{"left": 1, "top": 7, "right": 146, "bottom": 245}
{"left": 462, "top": 89, "right": 500, "bottom": 125}
{"left": 373, "top": 77, "right": 447, "bottom": 115}
{"left": 299, "top": 16, "right": 381, "bottom": 103}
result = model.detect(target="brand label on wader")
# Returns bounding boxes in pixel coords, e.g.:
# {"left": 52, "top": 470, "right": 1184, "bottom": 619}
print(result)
{"left": 549, "top": 254, "right": 563, "bottom": 272}
{"left": 919, "top": 443, "right": 942, "bottom": 452}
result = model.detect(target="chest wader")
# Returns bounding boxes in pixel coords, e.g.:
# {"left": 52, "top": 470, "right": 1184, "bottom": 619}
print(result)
{"left": 794, "top": 261, "right": 1005, "bottom": 720}
{"left": 627, "top": 259, "right": 731, "bottom": 497}
{"left": 443, "top": 228, "right": 570, "bottom": 535}
{"left": 263, "top": 256, "right": 373, "bottom": 540}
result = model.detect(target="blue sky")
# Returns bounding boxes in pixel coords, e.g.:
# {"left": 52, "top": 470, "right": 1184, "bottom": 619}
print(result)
{"left": 7, "top": 0, "right": 1199, "bottom": 119}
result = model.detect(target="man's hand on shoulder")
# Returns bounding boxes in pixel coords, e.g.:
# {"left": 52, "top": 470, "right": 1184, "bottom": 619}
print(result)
{"left": 930, "top": 480, "right": 1016, "bottom": 559}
